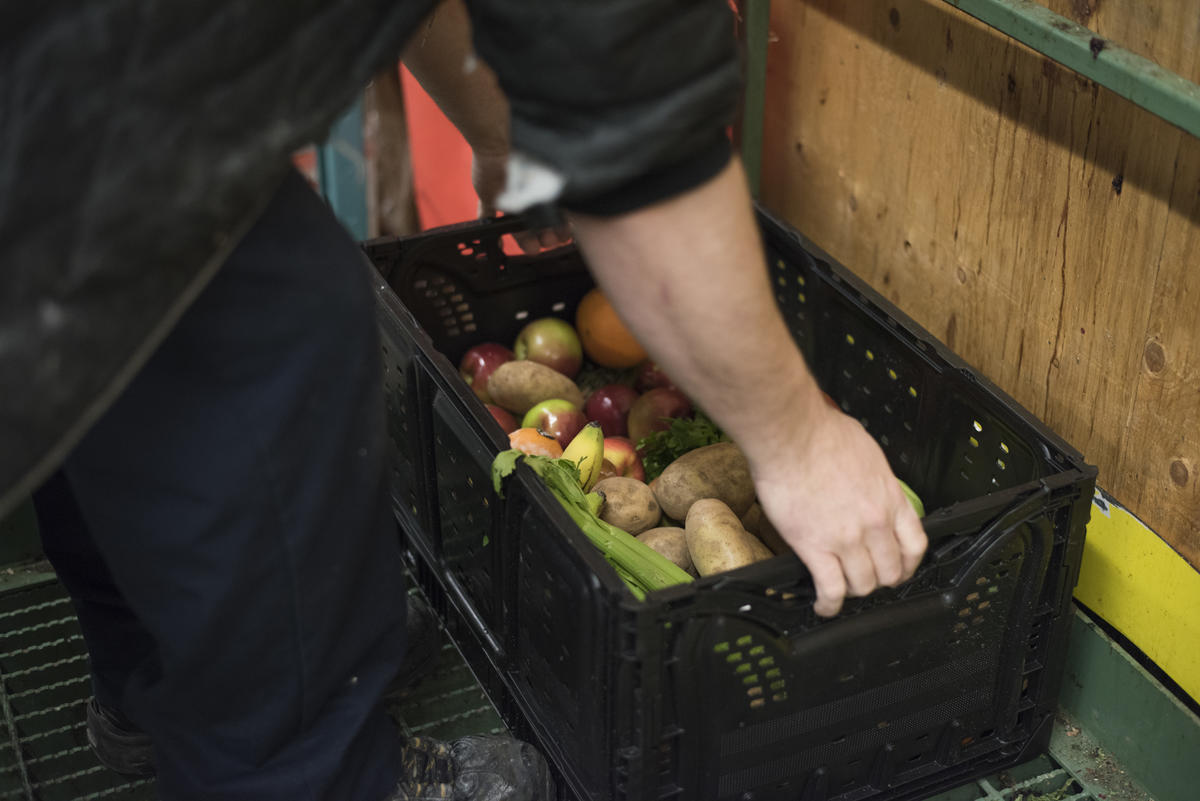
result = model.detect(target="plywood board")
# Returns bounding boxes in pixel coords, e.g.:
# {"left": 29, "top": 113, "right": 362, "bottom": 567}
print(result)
{"left": 760, "top": 0, "right": 1200, "bottom": 567}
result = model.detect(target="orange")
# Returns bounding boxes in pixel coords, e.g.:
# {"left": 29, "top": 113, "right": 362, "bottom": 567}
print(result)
{"left": 574, "top": 288, "right": 648, "bottom": 368}
{"left": 508, "top": 427, "right": 563, "bottom": 458}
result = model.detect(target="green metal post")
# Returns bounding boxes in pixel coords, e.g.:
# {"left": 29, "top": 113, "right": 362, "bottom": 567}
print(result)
{"left": 741, "top": 0, "right": 771, "bottom": 198}
{"left": 944, "top": 0, "right": 1200, "bottom": 139}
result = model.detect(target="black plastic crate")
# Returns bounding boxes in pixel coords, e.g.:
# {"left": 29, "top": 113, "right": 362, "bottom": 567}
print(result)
{"left": 364, "top": 210, "right": 1096, "bottom": 801}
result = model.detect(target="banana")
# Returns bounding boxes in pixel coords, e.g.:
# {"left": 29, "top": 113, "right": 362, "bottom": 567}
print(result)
{"left": 561, "top": 421, "right": 605, "bottom": 491}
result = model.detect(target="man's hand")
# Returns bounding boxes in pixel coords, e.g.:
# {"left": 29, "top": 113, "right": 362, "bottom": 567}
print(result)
{"left": 750, "top": 405, "right": 927, "bottom": 616}
{"left": 473, "top": 148, "right": 572, "bottom": 253}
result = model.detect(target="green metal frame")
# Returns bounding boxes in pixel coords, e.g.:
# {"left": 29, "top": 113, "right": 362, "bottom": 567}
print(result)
{"left": 943, "top": 0, "right": 1200, "bottom": 139}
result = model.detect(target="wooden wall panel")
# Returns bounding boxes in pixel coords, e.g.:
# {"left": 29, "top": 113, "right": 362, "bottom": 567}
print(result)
{"left": 760, "top": 0, "right": 1200, "bottom": 567}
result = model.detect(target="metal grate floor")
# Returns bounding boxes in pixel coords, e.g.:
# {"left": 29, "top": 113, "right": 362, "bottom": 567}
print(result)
{"left": 0, "top": 576, "right": 1128, "bottom": 801}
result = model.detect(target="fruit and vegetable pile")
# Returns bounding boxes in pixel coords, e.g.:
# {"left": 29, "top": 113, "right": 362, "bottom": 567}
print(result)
{"left": 463, "top": 287, "right": 923, "bottom": 599}
{"left": 459, "top": 287, "right": 780, "bottom": 598}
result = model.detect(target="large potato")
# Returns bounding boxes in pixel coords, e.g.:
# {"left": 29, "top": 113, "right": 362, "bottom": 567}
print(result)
{"left": 595, "top": 477, "right": 661, "bottom": 535}
{"left": 685, "top": 498, "right": 772, "bottom": 577}
{"left": 487, "top": 360, "right": 584, "bottom": 414}
{"left": 637, "top": 527, "right": 694, "bottom": 574}
{"left": 654, "top": 442, "right": 754, "bottom": 521}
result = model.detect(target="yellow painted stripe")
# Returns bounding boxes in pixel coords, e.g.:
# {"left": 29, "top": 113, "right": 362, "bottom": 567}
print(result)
{"left": 1075, "top": 490, "right": 1200, "bottom": 704}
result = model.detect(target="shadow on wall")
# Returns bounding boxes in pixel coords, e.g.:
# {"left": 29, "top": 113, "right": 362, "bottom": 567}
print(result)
{"left": 785, "top": 0, "right": 1200, "bottom": 224}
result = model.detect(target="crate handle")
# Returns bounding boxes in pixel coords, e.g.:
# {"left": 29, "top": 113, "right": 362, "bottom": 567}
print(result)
{"left": 932, "top": 482, "right": 1053, "bottom": 583}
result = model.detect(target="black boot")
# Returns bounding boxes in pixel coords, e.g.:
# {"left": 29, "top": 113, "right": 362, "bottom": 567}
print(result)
{"left": 385, "top": 735, "right": 555, "bottom": 801}
{"left": 85, "top": 698, "right": 155, "bottom": 777}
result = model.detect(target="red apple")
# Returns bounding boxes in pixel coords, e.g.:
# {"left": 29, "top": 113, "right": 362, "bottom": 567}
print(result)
{"left": 598, "top": 436, "right": 646, "bottom": 482}
{"left": 513, "top": 317, "right": 583, "bottom": 378}
{"left": 459, "top": 343, "right": 515, "bottom": 404}
{"left": 521, "top": 398, "right": 588, "bottom": 448}
{"left": 626, "top": 387, "right": 692, "bottom": 445}
{"left": 635, "top": 360, "right": 677, "bottom": 393}
{"left": 584, "top": 384, "right": 640, "bottom": 438}
{"left": 485, "top": 404, "right": 518, "bottom": 434}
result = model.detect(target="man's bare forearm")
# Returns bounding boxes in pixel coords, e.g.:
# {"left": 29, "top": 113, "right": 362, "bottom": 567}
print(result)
{"left": 402, "top": 0, "right": 508, "bottom": 157}
{"left": 571, "top": 158, "right": 927, "bottom": 617}
{"left": 570, "top": 160, "right": 823, "bottom": 465}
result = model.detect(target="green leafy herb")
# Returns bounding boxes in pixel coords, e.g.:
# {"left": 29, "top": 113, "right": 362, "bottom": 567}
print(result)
{"left": 636, "top": 411, "right": 727, "bottom": 481}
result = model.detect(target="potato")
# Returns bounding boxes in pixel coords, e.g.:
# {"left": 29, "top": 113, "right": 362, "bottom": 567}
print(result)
{"left": 637, "top": 527, "right": 694, "bottom": 574}
{"left": 686, "top": 498, "right": 772, "bottom": 577}
{"left": 486, "top": 360, "right": 584, "bottom": 415}
{"left": 594, "top": 477, "right": 661, "bottom": 535}
{"left": 654, "top": 442, "right": 755, "bottom": 521}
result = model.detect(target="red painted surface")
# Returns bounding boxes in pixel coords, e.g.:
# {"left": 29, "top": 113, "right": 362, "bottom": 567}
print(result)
{"left": 401, "top": 66, "right": 479, "bottom": 230}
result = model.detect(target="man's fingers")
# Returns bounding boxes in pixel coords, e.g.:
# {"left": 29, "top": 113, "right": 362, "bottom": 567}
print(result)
{"left": 864, "top": 522, "right": 904, "bottom": 587}
{"left": 840, "top": 545, "right": 878, "bottom": 598}
{"left": 799, "top": 549, "right": 847, "bottom": 618}
{"left": 514, "top": 229, "right": 542, "bottom": 255}
{"left": 894, "top": 505, "right": 928, "bottom": 578}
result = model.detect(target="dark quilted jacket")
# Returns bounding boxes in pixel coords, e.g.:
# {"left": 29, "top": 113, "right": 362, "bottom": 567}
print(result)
{"left": 0, "top": 0, "right": 739, "bottom": 516}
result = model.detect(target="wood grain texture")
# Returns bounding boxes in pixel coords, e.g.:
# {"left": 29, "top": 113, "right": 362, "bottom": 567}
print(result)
{"left": 760, "top": 0, "right": 1200, "bottom": 567}
{"left": 1042, "top": 0, "right": 1200, "bottom": 82}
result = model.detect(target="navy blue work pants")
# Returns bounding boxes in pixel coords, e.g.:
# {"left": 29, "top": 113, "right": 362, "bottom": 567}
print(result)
{"left": 33, "top": 170, "right": 407, "bottom": 801}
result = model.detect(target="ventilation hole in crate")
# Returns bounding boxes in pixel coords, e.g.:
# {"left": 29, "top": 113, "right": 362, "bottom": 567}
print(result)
{"left": 798, "top": 291, "right": 807, "bottom": 303}
{"left": 846, "top": 333, "right": 856, "bottom": 345}
{"left": 449, "top": 293, "right": 464, "bottom": 303}
{"left": 414, "top": 279, "right": 428, "bottom": 289}
{"left": 797, "top": 274, "right": 806, "bottom": 286}
{"left": 454, "top": 303, "right": 470, "bottom": 313}
{"left": 887, "top": 658, "right": 902, "bottom": 668}
{"left": 877, "top": 720, "right": 891, "bottom": 730}
{"left": 843, "top": 368, "right": 854, "bottom": 380}
{"left": 726, "top": 652, "right": 743, "bottom": 663}
{"left": 969, "top": 436, "right": 979, "bottom": 448}
{"left": 883, "top": 403, "right": 893, "bottom": 415}
{"left": 973, "top": 420, "right": 983, "bottom": 432}
{"left": 832, "top": 734, "right": 848, "bottom": 744}
{"left": 743, "top": 674, "right": 760, "bottom": 686}
{"left": 551, "top": 301, "right": 566, "bottom": 312}
{"left": 772, "top": 691, "right": 787, "bottom": 702}
{"left": 457, "top": 244, "right": 473, "bottom": 255}
{"left": 475, "top": 252, "right": 488, "bottom": 262}
{"left": 865, "top": 349, "right": 875, "bottom": 361}
{"left": 481, "top": 497, "right": 489, "bottom": 508}
{"left": 777, "top": 275, "right": 787, "bottom": 287}
{"left": 432, "top": 275, "right": 446, "bottom": 285}
{"left": 735, "top": 663, "right": 752, "bottom": 675}
{"left": 963, "top": 454, "right": 974, "bottom": 465}
{"left": 991, "top": 477, "right": 1000, "bottom": 487}
{"left": 888, "top": 368, "right": 898, "bottom": 381}
{"left": 736, "top": 635, "right": 753, "bottom": 646}
{"left": 769, "top": 679, "right": 786, "bottom": 691}
{"left": 464, "top": 323, "right": 477, "bottom": 333}
{"left": 758, "top": 657, "right": 775, "bottom": 668}
{"left": 978, "top": 729, "right": 995, "bottom": 740}
{"left": 966, "top": 592, "right": 980, "bottom": 602}
{"left": 976, "top": 577, "right": 989, "bottom": 586}
{"left": 438, "top": 307, "right": 452, "bottom": 317}
{"left": 747, "top": 686, "right": 763, "bottom": 698}
{"left": 861, "top": 385, "right": 872, "bottom": 396}
{"left": 713, "top": 642, "right": 730, "bottom": 653}
{"left": 515, "top": 310, "right": 529, "bottom": 320}
{"left": 899, "top": 452, "right": 911, "bottom": 465}
{"left": 977, "top": 600, "right": 991, "bottom": 610}
{"left": 908, "top": 386, "right": 919, "bottom": 398}
{"left": 960, "top": 470, "right": 970, "bottom": 481}
{"left": 904, "top": 420, "right": 914, "bottom": 432}
{"left": 996, "top": 458, "right": 1007, "bottom": 471}
{"left": 973, "top": 616, "right": 986, "bottom": 626}
{"left": 750, "top": 698, "right": 766, "bottom": 709}
{"left": 908, "top": 752, "right": 924, "bottom": 763}
{"left": 958, "top": 608, "right": 972, "bottom": 618}
{"left": 739, "top": 603, "right": 752, "bottom": 612}
{"left": 1000, "top": 441, "right": 1010, "bottom": 454}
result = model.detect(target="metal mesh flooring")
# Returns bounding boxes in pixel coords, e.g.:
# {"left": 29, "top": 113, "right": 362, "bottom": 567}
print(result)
{"left": 0, "top": 577, "right": 1119, "bottom": 801}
